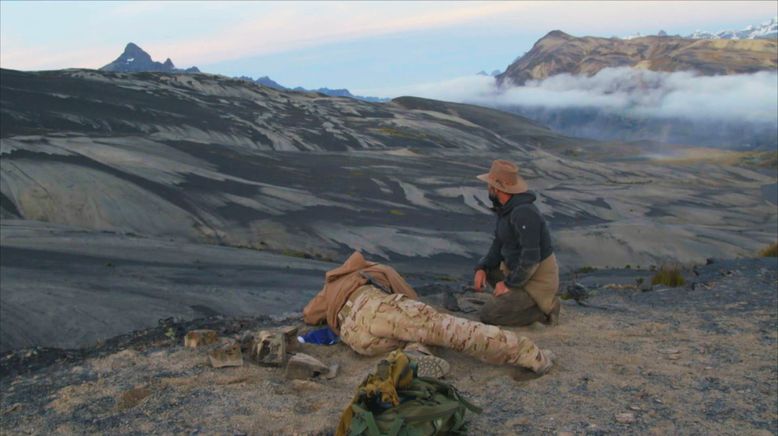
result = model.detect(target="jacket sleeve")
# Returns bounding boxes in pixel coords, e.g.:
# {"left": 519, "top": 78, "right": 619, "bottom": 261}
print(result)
{"left": 302, "top": 288, "right": 328, "bottom": 325}
{"left": 476, "top": 230, "right": 503, "bottom": 271}
{"left": 504, "top": 206, "right": 543, "bottom": 288}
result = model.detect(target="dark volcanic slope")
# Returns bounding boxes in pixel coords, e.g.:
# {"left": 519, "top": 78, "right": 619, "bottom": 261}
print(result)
{"left": 0, "top": 68, "right": 566, "bottom": 151}
{"left": 497, "top": 30, "right": 778, "bottom": 86}
{"left": 1, "top": 68, "right": 775, "bottom": 269}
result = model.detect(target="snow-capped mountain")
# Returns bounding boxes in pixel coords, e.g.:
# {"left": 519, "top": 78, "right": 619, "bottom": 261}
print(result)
{"left": 622, "top": 17, "right": 777, "bottom": 40}
{"left": 688, "top": 17, "right": 777, "bottom": 40}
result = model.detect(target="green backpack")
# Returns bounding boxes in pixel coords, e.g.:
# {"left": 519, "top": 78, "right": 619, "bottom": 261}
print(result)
{"left": 337, "top": 351, "right": 482, "bottom": 436}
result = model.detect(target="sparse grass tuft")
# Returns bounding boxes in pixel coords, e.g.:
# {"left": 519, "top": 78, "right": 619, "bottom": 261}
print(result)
{"left": 388, "top": 209, "right": 405, "bottom": 216}
{"left": 651, "top": 264, "right": 686, "bottom": 287}
{"left": 576, "top": 266, "right": 597, "bottom": 274}
{"left": 758, "top": 241, "right": 778, "bottom": 257}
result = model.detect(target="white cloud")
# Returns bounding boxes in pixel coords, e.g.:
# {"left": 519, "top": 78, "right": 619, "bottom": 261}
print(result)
{"left": 365, "top": 67, "right": 778, "bottom": 124}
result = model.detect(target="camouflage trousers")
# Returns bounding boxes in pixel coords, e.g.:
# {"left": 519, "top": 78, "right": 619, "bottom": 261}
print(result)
{"left": 338, "top": 286, "right": 551, "bottom": 373}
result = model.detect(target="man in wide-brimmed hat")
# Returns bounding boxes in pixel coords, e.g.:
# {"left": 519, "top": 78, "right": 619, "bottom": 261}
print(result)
{"left": 473, "top": 159, "right": 561, "bottom": 326}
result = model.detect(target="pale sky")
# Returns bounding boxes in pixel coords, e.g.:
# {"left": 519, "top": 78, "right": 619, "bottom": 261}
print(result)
{"left": 1, "top": 1, "right": 775, "bottom": 96}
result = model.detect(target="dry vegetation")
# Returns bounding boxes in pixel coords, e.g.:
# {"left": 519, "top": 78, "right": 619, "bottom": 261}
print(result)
{"left": 651, "top": 264, "right": 686, "bottom": 287}
{"left": 759, "top": 241, "right": 778, "bottom": 257}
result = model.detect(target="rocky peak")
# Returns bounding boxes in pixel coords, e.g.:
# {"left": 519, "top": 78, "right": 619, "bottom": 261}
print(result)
{"left": 100, "top": 43, "right": 198, "bottom": 74}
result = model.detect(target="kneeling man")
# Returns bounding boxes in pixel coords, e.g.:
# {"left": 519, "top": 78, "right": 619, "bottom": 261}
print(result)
{"left": 473, "top": 159, "right": 561, "bottom": 326}
{"left": 303, "top": 251, "right": 553, "bottom": 374}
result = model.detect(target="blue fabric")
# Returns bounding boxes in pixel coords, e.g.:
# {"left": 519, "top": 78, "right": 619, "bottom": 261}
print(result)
{"left": 298, "top": 327, "right": 339, "bottom": 345}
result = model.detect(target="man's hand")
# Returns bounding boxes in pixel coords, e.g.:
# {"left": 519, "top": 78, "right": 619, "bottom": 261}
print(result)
{"left": 494, "top": 281, "right": 509, "bottom": 297}
{"left": 473, "top": 269, "right": 487, "bottom": 292}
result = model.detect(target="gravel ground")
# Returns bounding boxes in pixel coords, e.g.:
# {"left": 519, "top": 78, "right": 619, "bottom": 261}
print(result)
{"left": 1, "top": 257, "right": 775, "bottom": 435}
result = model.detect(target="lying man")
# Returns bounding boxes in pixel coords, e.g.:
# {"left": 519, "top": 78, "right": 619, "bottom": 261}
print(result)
{"left": 473, "top": 159, "right": 561, "bottom": 326}
{"left": 303, "top": 251, "right": 553, "bottom": 374}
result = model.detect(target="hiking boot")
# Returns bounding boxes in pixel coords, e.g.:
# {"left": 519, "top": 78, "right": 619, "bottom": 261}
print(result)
{"left": 403, "top": 343, "right": 450, "bottom": 379}
{"left": 543, "top": 298, "right": 561, "bottom": 326}
{"left": 536, "top": 349, "right": 555, "bottom": 375}
{"left": 512, "top": 348, "right": 554, "bottom": 381}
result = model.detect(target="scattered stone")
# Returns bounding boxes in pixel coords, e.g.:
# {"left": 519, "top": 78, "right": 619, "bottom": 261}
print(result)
{"left": 237, "top": 331, "right": 255, "bottom": 353}
{"left": 184, "top": 330, "right": 218, "bottom": 348}
{"left": 629, "top": 405, "right": 642, "bottom": 411}
{"left": 208, "top": 339, "right": 243, "bottom": 368}
{"left": 291, "top": 379, "right": 325, "bottom": 392}
{"left": 116, "top": 386, "right": 152, "bottom": 411}
{"left": 253, "top": 331, "right": 287, "bottom": 366}
{"left": 615, "top": 412, "right": 636, "bottom": 424}
{"left": 658, "top": 348, "right": 681, "bottom": 355}
{"left": 2, "top": 403, "right": 22, "bottom": 415}
{"left": 528, "top": 321, "right": 547, "bottom": 331}
{"left": 285, "top": 353, "right": 335, "bottom": 380}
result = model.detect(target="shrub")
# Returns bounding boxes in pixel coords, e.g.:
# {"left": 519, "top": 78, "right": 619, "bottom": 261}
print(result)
{"left": 651, "top": 264, "right": 686, "bottom": 287}
{"left": 576, "top": 266, "right": 597, "bottom": 274}
{"left": 759, "top": 241, "right": 778, "bottom": 257}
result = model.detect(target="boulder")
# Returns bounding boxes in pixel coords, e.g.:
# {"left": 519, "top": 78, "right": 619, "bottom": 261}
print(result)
{"left": 253, "top": 330, "right": 287, "bottom": 366}
{"left": 285, "top": 353, "right": 337, "bottom": 380}
{"left": 184, "top": 329, "right": 218, "bottom": 348}
{"left": 208, "top": 339, "right": 243, "bottom": 368}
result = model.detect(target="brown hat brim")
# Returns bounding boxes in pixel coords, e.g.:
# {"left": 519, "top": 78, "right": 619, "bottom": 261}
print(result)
{"left": 476, "top": 173, "right": 528, "bottom": 194}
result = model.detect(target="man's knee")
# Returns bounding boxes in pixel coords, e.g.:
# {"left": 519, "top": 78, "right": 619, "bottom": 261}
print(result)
{"left": 479, "top": 297, "right": 546, "bottom": 327}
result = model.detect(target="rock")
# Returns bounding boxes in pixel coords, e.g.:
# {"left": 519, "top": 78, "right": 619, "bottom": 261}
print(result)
{"left": 3, "top": 403, "right": 22, "bottom": 415}
{"left": 615, "top": 412, "right": 636, "bottom": 424}
{"left": 253, "top": 331, "right": 287, "bottom": 366}
{"left": 285, "top": 353, "right": 335, "bottom": 380}
{"left": 291, "top": 379, "right": 325, "bottom": 392}
{"left": 117, "top": 386, "right": 152, "bottom": 411}
{"left": 184, "top": 330, "right": 218, "bottom": 348}
{"left": 208, "top": 339, "right": 243, "bottom": 368}
{"left": 237, "top": 331, "right": 255, "bottom": 354}
{"left": 279, "top": 326, "right": 300, "bottom": 351}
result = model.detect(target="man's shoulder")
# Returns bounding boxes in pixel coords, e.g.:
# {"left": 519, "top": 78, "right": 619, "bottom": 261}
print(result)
{"left": 509, "top": 203, "right": 542, "bottom": 220}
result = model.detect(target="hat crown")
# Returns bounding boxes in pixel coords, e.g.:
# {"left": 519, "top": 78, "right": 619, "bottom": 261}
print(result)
{"left": 490, "top": 160, "right": 518, "bottom": 190}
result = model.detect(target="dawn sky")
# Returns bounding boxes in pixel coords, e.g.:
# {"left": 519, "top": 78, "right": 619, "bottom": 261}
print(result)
{"left": 1, "top": 1, "right": 775, "bottom": 96}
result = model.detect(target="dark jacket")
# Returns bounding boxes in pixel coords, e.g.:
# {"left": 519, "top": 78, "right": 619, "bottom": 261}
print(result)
{"left": 476, "top": 191, "right": 554, "bottom": 289}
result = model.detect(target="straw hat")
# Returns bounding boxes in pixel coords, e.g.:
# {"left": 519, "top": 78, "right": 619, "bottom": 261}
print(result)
{"left": 476, "top": 159, "right": 528, "bottom": 194}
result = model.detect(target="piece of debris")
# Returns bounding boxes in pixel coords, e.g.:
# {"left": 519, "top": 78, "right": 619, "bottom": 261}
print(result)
{"left": 253, "top": 330, "right": 287, "bottom": 366}
{"left": 285, "top": 352, "right": 336, "bottom": 380}
{"left": 291, "top": 379, "right": 325, "bottom": 392}
{"left": 2, "top": 403, "right": 22, "bottom": 415}
{"left": 184, "top": 329, "right": 218, "bottom": 348}
{"left": 615, "top": 412, "right": 636, "bottom": 424}
{"left": 208, "top": 339, "right": 243, "bottom": 368}
{"left": 116, "top": 386, "right": 152, "bottom": 411}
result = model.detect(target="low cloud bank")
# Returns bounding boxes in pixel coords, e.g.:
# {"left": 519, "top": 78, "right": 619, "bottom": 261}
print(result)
{"left": 386, "top": 67, "right": 778, "bottom": 124}
{"left": 373, "top": 67, "right": 777, "bottom": 147}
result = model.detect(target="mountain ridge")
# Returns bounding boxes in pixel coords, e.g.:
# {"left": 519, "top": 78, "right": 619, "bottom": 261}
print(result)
{"left": 496, "top": 30, "right": 777, "bottom": 86}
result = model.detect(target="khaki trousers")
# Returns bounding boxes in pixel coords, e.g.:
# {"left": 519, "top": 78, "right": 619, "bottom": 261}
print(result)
{"left": 338, "top": 286, "right": 550, "bottom": 373}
